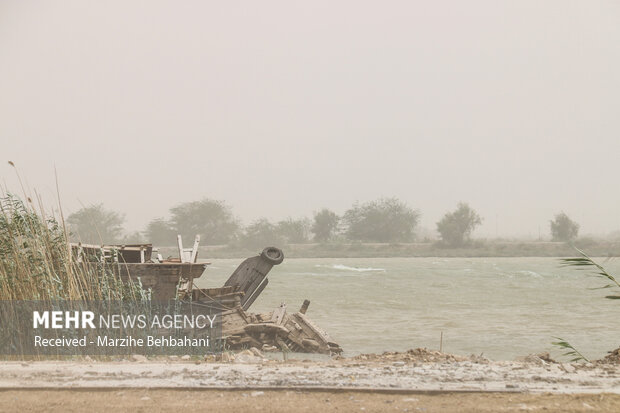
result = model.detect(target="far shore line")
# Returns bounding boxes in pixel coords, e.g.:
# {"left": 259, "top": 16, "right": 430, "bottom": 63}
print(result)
{"left": 156, "top": 240, "right": 620, "bottom": 259}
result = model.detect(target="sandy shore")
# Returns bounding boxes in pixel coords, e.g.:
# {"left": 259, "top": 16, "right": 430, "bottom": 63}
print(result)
{"left": 2, "top": 352, "right": 620, "bottom": 393}
{"left": 2, "top": 350, "right": 620, "bottom": 412}
{"left": 2, "top": 389, "right": 620, "bottom": 413}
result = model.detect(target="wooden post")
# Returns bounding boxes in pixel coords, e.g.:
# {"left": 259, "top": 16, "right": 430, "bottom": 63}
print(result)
{"left": 440, "top": 331, "right": 443, "bottom": 353}
{"left": 190, "top": 235, "right": 200, "bottom": 263}
{"left": 177, "top": 235, "right": 184, "bottom": 262}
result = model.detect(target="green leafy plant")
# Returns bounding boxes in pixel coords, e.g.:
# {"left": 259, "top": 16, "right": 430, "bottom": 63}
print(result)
{"left": 0, "top": 192, "right": 143, "bottom": 301}
{"left": 552, "top": 248, "right": 619, "bottom": 362}
{"left": 551, "top": 337, "right": 589, "bottom": 362}
{"left": 560, "top": 248, "right": 620, "bottom": 299}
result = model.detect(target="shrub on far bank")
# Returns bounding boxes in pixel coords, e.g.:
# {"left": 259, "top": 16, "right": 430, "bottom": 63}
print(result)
{"left": 436, "top": 203, "right": 482, "bottom": 248}
{"left": 550, "top": 212, "right": 579, "bottom": 242}
{"left": 237, "top": 218, "right": 285, "bottom": 250}
{"left": 343, "top": 198, "right": 419, "bottom": 243}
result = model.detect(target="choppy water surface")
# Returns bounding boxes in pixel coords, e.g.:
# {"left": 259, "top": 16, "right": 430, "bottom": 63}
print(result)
{"left": 196, "top": 257, "right": 620, "bottom": 360}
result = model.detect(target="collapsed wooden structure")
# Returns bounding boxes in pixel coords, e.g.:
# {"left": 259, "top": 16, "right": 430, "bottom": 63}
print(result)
{"left": 181, "top": 247, "right": 341, "bottom": 355}
{"left": 70, "top": 240, "right": 342, "bottom": 355}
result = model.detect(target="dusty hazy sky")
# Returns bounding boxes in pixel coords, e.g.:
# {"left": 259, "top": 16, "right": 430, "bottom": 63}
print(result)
{"left": 1, "top": 1, "right": 619, "bottom": 238}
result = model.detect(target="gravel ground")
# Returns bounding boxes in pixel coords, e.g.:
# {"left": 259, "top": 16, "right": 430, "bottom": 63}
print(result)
{"left": 1, "top": 353, "right": 620, "bottom": 394}
{"left": 2, "top": 349, "right": 620, "bottom": 412}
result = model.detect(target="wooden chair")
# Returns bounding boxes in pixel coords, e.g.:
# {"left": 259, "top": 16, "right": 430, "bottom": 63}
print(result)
{"left": 177, "top": 235, "right": 200, "bottom": 263}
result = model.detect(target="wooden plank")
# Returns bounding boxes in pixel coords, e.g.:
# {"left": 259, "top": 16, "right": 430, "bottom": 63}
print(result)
{"left": 242, "top": 278, "right": 269, "bottom": 311}
{"left": 190, "top": 235, "right": 200, "bottom": 263}
{"left": 177, "top": 235, "right": 185, "bottom": 263}
{"left": 270, "top": 303, "right": 287, "bottom": 325}
{"left": 224, "top": 254, "right": 278, "bottom": 309}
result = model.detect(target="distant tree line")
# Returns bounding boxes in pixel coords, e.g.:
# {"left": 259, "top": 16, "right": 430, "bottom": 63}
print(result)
{"left": 66, "top": 198, "right": 581, "bottom": 248}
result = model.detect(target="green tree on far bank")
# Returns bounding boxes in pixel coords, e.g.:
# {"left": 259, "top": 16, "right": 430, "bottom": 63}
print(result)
{"left": 550, "top": 212, "right": 579, "bottom": 242}
{"left": 67, "top": 204, "right": 124, "bottom": 244}
{"left": 239, "top": 218, "right": 284, "bottom": 249}
{"left": 343, "top": 198, "right": 419, "bottom": 243}
{"left": 277, "top": 217, "right": 311, "bottom": 244}
{"left": 144, "top": 218, "right": 176, "bottom": 246}
{"left": 169, "top": 199, "right": 239, "bottom": 245}
{"left": 312, "top": 209, "right": 339, "bottom": 242}
{"left": 436, "top": 202, "right": 482, "bottom": 247}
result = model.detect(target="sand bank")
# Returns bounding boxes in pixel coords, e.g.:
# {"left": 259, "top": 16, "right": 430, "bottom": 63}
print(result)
{"left": 2, "top": 389, "right": 620, "bottom": 413}
{"left": 1, "top": 350, "right": 619, "bottom": 394}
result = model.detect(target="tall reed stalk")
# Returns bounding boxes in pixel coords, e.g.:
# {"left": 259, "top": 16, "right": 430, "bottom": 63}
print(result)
{"left": 551, "top": 249, "right": 620, "bottom": 362}
{"left": 0, "top": 193, "right": 140, "bottom": 301}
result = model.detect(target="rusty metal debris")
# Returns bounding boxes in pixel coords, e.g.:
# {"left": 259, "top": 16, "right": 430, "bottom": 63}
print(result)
{"left": 70, "top": 240, "right": 342, "bottom": 355}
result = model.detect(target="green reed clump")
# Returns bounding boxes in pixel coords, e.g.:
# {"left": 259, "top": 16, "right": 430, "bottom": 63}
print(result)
{"left": 0, "top": 193, "right": 141, "bottom": 301}
{"left": 561, "top": 248, "right": 620, "bottom": 299}
{"left": 551, "top": 249, "right": 620, "bottom": 362}
{"left": 552, "top": 337, "right": 590, "bottom": 362}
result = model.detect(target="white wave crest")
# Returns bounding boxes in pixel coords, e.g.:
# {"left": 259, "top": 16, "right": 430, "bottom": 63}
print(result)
{"left": 316, "top": 264, "right": 385, "bottom": 272}
{"left": 515, "top": 270, "right": 542, "bottom": 278}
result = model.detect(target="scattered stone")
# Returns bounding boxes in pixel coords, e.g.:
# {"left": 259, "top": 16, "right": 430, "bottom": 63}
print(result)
{"left": 469, "top": 354, "right": 490, "bottom": 364}
{"left": 233, "top": 349, "right": 262, "bottom": 363}
{"left": 597, "top": 347, "right": 620, "bottom": 364}
{"left": 563, "top": 364, "right": 576, "bottom": 373}
{"left": 353, "top": 348, "right": 468, "bottom": 364}
{"left": 250, "top": 347, "right": 264, "bottom": 357}
{"left": 518, "top": 353, "right": 556, "bottom": 366}
{"left": 393, "top": 361, "right": 406, "bottom": 367}
{"left": 234, "top": 353, "right": 263, "bottom": 364}
{"left": 181, "top": 355, "right": 191, "bottom": 361}
{"left": 220, "top": 353, "right": 234, "bottom": 362}
{"left": 140, "top": 396, "right": 151, "bottom": 401}
{"left": 251, "top": 391, "right": 265, "bottom": 397}
{"left": 131, "top": 354, "right": 147, "bottom": 363}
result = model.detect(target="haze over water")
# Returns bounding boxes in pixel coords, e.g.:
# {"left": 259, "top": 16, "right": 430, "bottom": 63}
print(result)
{"left": 2, "top": 1, "right": 619, "bottom": 361}
{"left": 2, "top": 1, "right": 620, "bottom": 238}
{"left": 198, "top": 257, "right": 620, "bottom": 360}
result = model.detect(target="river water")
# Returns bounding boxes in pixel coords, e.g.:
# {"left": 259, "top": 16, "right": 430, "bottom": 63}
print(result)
{"left": 195, "top": 257, "right": 620, "bottom": 361}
